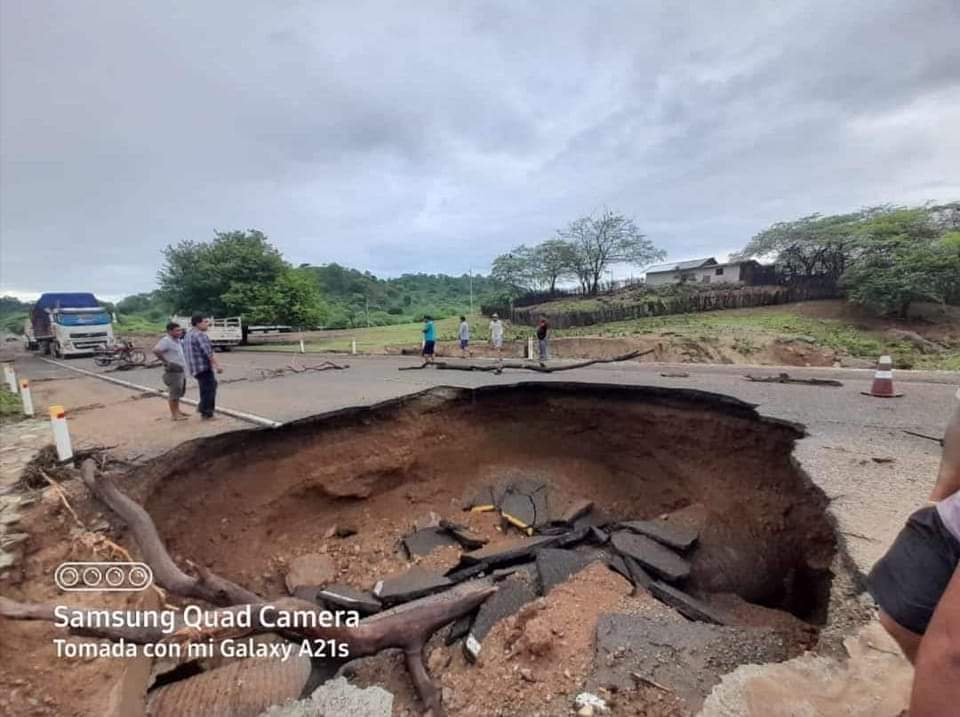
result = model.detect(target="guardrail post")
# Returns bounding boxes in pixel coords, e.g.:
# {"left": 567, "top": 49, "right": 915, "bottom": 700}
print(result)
{"left": 49, "top": 405, "right": 73, "bottom": 462}
{"left": 3, "top": 363, "right": 16, "bottom": 393}
{"left": 19, "top": 379, "right": 34, "bottom": 416}
{"left": 352, "top": 340, "right": 357, "bottom": 355}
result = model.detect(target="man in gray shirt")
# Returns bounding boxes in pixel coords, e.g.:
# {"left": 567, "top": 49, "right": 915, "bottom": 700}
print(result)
{"left": 153, "top": 321, "right": 189, "bottom": 421}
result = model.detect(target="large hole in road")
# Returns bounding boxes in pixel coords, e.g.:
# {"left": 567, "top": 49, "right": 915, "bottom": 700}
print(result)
{"left": 141, "top": 382, "right": 837, "bottom": 623}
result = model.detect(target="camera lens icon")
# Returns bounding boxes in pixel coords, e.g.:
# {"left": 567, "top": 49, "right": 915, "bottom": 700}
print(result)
{"left": 55, "top": 562, "right": 154, "bottom": 592}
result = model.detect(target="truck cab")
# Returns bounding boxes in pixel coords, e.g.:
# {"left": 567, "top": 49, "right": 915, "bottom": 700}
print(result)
{"left": 28, "top": 293, "right": 115, "bottom": 357}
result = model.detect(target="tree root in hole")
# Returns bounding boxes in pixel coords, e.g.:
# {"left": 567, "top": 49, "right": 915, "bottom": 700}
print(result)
{"left": 0, "top": 460, "right": 496, "bottom": 716}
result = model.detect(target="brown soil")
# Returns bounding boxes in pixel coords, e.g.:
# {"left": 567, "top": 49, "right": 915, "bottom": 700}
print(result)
{"left": 0, "top": 383, "right": 839, "bottom": 716}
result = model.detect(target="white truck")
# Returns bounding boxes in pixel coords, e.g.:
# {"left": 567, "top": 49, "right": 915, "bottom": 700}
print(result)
{"left": 171, "top": 316, "right": 243, "bottom": 350}
{"left": 27, "top": 292, "right": 115, "bottom": 357}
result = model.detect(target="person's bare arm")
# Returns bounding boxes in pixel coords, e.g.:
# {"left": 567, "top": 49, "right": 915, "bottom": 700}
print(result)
{"left": 910, "top": 566, "right": 960, "bottom": 716}
{"left": 929, "top": 403, "right": 960, "bottom": 502}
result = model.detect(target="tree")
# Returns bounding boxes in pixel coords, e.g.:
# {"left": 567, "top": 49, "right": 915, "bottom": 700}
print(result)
{"left": 491, "top": 245, "right": 536, "bottom": 294}
{"left": 158, "top": 230, "right": 288, "bottom": 316}
{"left": 532, "top": 239, "right": 577, "bottom": 292}
{"left": 736, "top": 212, "right": 864, "bottom": 280}
{"left": 841, "top": 206, "right": 960, "bottom": 316}
{"left": 157, "top": 230, "right": 326, "bottom": 326}
{"left": 559, "top": 209, "right": 664, "bottom": 294}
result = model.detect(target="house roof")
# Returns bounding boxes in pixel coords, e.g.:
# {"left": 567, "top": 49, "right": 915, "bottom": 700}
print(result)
{"left": 645, "top": 257, "right": 717, "bottom": 274}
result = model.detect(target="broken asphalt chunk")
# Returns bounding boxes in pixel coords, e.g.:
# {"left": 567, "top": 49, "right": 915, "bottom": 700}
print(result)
{"left": 445, "top": 613, "right": 474, "bottom": 645}
{"left": 458, "top": 534, "right": 563, "bottom": 568}
{"left": 611, "top": 531, "right": 690, "bottom": 584}
{"left": 646, "top": 581, "right": 729, "bottom": 625}
{"left": 464, "top": 572, "right": 538, "bottom": 662}
{"left": 462, "top": 484, "right": 499, "bottom": 512}
{"left": 316, "top": 584, "right": 382, "bottom": 615}
{"left": 536, "top": 548, "right": 597, "bottom": 594}
{"left": 373, "top": 566, "right": 452, "bottom": 605}
{"left": 402, "top": 527, "right": 460, "bottom": 559}
{"left": 439, "top": 520, "right": 488, "bottom": 550}
{"left": 617, "top": 519, "right": 699, "bottom": 552}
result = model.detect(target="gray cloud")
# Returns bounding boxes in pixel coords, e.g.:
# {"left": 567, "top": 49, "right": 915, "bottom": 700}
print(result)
{"left": 2, "top": 0, "right": 958, "bottom": 298}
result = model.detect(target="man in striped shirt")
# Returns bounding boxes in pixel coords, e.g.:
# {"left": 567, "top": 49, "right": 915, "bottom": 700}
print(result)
{"left": 182, "top": 314, "right": 223, "bottom": 419}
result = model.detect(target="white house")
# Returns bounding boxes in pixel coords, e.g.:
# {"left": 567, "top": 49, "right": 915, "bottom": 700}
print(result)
{"left": 644, "top": 257, "right": 761, "bottom": 286}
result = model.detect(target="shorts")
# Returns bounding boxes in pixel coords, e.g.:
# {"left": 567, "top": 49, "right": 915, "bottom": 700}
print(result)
{"left": 163, "top": 369, "right": 187, "bottom": 400}
{"left": 422, "top": 340, "right": 435, "bottom": 356}
{"left": 460, "top": 339, "right": 469, "bottom": 350}
{"left": 868, "top": 506, "right": 960, "bottom": 634}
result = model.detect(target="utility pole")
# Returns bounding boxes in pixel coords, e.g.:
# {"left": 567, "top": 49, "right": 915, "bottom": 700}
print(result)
{"left": 469, "top": 268, "right": 474, "bottom": 316}
{"left": 365, "top": 296, "right": 370, "bottom": 327}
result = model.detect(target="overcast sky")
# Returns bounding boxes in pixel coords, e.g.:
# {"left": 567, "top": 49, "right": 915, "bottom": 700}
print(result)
{"left": 2, "top": 0, "right": 958, "bottom": 300}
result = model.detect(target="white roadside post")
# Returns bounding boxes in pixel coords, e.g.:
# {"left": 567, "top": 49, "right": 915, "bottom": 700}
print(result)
{"left": 49, "top": 405, "right": 73, "bottom": 462}
{"left": 299, "top": 339, "right": 305, "bottom": 354}
{"left": 527, "top": 337, "right": 534, "bottom": 359}
{"left": 19, "top": 379, "right": 34, "bottom": 416}
{"left": 3, "top": 363, "right": 17, "bottom": 393}
{"left": 352, "top": 340, "right": 357, "bottom": 355}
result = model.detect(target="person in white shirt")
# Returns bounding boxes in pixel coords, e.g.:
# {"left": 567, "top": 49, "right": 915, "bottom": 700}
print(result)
{"left": 458, "top": 316, "right": 470, "bottom": 357}
{"left": 489, "top": 314, "right": 504, "bottom": 358}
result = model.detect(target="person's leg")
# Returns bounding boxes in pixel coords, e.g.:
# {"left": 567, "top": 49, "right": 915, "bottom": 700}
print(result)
{"left": 869, "top": 506, "right": 959, "bottom": 662}
{"left": 176, "top": 376, "right": 189, "bottom": 417}
{"left": 208, "top": 371, "right": 218, "bottom": 415}
{"left": 538, "top": 338, "right": 547, "bottom": 361}
{"left": 878, "top": 609, "right": 923, "bottom": 663}
{"left": 196, "top": 371, "right": 214, "bottom": 417}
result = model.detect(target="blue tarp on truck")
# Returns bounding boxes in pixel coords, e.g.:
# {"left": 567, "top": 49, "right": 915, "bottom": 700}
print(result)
{"left": 34, "top": 293, "right": 101, "bottom": 310}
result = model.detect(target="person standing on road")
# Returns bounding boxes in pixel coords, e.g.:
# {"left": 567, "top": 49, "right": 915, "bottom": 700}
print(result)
{"left": 869, "top": 387, "right": 960, "bottom": 709}
{"left": 489, "top": 313, "right": 504, "bottom": 359}
{"left": 183, "top": 314, "right": 223, "bottom": 420}
{"left": 536, "top": 316, "right": 550, "bottom": 363}
{"left": 422, "top": 315, "right": 436, "bottom": 364}
{"left": 458, "top": 315, "right": 470, "bottom": 357}
{"left": 153, "top": 322, "right": 189, "bottom": 421}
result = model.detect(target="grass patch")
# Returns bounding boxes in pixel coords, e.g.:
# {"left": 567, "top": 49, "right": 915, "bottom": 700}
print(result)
{"left": 238, "top": 314, "right": 501, "bottom": 354}
{"left": 0, "top": 388, "right": 24, "bottom": 425}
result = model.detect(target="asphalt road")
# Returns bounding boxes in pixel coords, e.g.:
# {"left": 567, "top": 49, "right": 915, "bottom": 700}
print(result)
{"left": 7, "top": 348, "right": 959, "bottom": 574}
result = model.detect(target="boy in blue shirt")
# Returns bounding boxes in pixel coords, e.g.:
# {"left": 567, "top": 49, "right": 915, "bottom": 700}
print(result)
{"left": 422, "top": 316, "right": 436, "bottom": 364}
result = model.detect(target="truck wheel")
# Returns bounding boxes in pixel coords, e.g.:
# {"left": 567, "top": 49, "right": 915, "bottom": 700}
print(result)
{"left": 53, "top": 342, "right": 63, "bottom": 358}
{"left": 43, "top": 341, "right": 51, "bottom": 355}
{"left": 220, "top": 345, "right": 232, "bottom": 352}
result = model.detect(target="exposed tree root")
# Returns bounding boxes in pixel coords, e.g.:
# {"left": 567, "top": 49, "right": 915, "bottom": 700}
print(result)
{"left": 1, "top": 460, "right": 496, "bottom": 716}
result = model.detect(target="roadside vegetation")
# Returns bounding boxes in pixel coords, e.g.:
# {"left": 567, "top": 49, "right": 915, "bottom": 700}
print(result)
{"left": 0, "top": 387, "right": 24, "bottom": 425}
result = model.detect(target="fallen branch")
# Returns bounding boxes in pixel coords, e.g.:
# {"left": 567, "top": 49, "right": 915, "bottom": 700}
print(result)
{"left": 3, "top": 459, "right": 497, "bottom": 716}
{"left": 744, "top": 372, "right": 842, "bottom": 387}
{"left": 902, "top": 430, "right": 944, "bottom": 447}
{"left": 400, "top": 349, "right": 653, "bottom": 374}
{"left": 78, "top": 460, "right": 259, "bottom": 606}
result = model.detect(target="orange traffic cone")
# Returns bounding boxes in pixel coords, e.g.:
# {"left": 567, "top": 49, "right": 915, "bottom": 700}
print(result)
{"left": 862, "top": 355, "right": 903, "bottom": 398}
